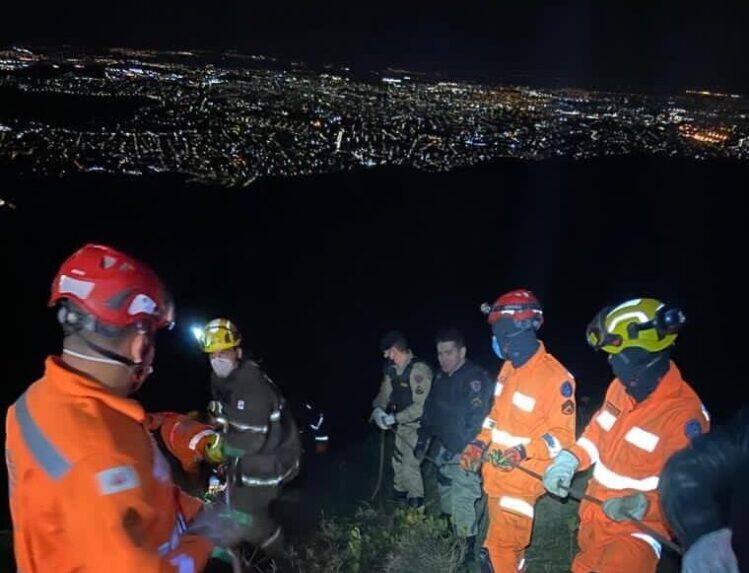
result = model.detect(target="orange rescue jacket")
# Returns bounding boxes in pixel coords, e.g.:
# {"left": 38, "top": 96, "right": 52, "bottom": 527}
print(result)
{"left": 5, "top": 357, "right": 214, "bottom": 572}
{"left": 478, "top": 342, "right": 577, "bottom": 498}
{"left": 569, "top": 362, "right": 710, "bottom": 553}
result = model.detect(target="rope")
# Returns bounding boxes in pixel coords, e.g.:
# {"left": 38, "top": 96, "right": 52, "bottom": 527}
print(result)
{"left": 370, "top": 428, "right": 387, "bottom": 501}
{"left": 504, "top": 459, "right": 683, "bottom": 556}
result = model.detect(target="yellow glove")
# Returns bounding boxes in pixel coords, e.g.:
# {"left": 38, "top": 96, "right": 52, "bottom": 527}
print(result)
{"left": 204, "top": 434, "right": 225, "bottom": 464}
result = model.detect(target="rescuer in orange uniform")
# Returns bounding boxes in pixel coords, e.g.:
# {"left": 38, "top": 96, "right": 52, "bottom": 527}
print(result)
{"left": 460, "top": 289, "right": 577, "bottom": 572}
{"left": 5, "top": 243, "right": 245, "bottom": 572}
{"left": 543, "top": 297, "right": 711, "bottom": 573}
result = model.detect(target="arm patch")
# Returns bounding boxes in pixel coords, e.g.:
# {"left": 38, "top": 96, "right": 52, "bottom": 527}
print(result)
{"left": 684, "top": 419, "right": 702, "bottom": 439}
{"left": 561, "top": 381, "right": 573, "bottom": 397}
{"left": 96, "top": 465, "right": 140, "bottom": 496}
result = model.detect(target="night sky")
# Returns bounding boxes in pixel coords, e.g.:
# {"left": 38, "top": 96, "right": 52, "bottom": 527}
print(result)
{"left": 2, "top": 157, "right": 747, "bottom": 437}
{"left": 2, "top": 1, "right": 748, "bottom": 94}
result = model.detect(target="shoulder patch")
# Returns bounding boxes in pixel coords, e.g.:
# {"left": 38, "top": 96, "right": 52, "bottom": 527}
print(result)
{"left": 237, "top": 400, "right": 245, "bottom": 410}
{"left": 471, "top": 397, "right": 483, "bottom": 408}
{"left": 96, "top": 465, "right": 140, "bottom": 496}
{"left": 470, "top": 379, "right": 482, "bottom": 393}
{"left": 685, "top": 419, "right": 702, "bottom": 439}
{"left": 560, "top": 381, "right": 573, "bottom": 398}
{"left": 561, "top": 400, "right": 575, "bottom": 415}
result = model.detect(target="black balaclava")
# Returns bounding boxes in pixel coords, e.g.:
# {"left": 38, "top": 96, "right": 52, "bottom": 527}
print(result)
{"left": 492, "top": 316, "right": 540, "bottom": 368}
{"left": 609, "top": 347, "right": 671, "bottom": 402}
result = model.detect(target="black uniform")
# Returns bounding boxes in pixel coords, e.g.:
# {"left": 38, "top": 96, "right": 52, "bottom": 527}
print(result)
{"left": 417, "top": 359, "right": 494, "bottom": 538}
{"left": 418, "top": 359, "right": 495, "bottom": 456}
{"left": 211, "top": 360, "right": 301, "bottom": 556}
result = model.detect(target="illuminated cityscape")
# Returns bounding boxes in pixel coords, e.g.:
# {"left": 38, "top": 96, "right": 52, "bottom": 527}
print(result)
{"left": 1, "top": 46, "right": 747, "bottom": 187}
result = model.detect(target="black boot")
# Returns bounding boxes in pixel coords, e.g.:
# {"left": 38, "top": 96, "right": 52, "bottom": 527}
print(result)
{"left": 478, "top": 548, "right": 495, "bottom": 573}
{"left": 407, "top": 496, "right": 424, "bottom": 509}
{"left": 463, "top": 536, "right": 477, "bottom": 563}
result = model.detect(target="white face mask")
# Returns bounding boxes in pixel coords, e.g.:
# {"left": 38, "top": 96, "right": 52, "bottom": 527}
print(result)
{"left": 210, "top": 357, "right": 236, "bottom": 378}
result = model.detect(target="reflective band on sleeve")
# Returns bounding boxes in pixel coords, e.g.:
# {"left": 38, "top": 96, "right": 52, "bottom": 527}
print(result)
{"left": 624, "top": 426, "right": 660, "bottom": 453}
{"left": 269, "top": 410, "right": 282, "bottom": 422}
{"left": 595, "top": 411, "right": 617, "bottom": 431}
{"left": 188, "top": 429, "right": 216, "bottom": 451}
{"left": 576, "top": 437, "right": 600, "bottom": 464}
{"left": 700, "top": 402, "right": 711, "bottom": 422}
{"left": 241, "top": 460, "right": 299, "bottom": 487}
{"left": 499, "top": 496, "right": 534, "bottom": 519}
{"left": 314, "top": 435, "right": 329, "bottom": 441}
{"left": 14, "top": 392, "right": 71, "bottom": 480}
{"left": 512, "top": 391, "right": 536, "bottom": 413}
{"left": 228, "top": 420, "right": 269, "bottom": 433}
{"left": 593, "top": 460, "right": 659, "bottom": 491}
{"left": 631, "top": 533, "right": 662, "bottom": 559}
{"left": 491, "top": 429, "right": 531, "bottom": 448}
{"left": 482, "top": 417, "right": 496, "bottom": 430}
{"left": 542, "top": 433, "right": 562, "bottom": 458}
{"left": 494, "top": 382, "right": 504, "bottom": 397}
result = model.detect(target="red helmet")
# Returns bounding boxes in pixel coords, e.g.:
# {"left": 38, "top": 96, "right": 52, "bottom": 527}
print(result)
{"left": 49, "top": 244, "right": 174, "bottom": 331}
{"left": 481, "top": 288, "right": 543, "bottom": 330}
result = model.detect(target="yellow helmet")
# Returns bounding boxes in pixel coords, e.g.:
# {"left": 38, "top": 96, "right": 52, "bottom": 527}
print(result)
{"left": 586, "top": 298, "right": 685, "bottom": 354}
{"left": 200, "top": 318, "right": 242, "bottom": 353}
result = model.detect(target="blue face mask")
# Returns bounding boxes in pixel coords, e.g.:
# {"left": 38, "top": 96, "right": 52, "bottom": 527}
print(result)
{"left": 492, "top": 335, "right": 503, "bottom": 359}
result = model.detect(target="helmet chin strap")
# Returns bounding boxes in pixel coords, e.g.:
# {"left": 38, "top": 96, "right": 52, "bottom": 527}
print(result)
{"left": 64, "top": 334, "right": 150, "bottom": 373}
{"left": 62, "top": 348, "right": 131, "bottom": 369}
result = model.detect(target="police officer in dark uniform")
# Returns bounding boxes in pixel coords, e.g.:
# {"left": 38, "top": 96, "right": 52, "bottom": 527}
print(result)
{"left": 199, "top": 318, "right": 301, "bottom": 560}
{"left": 415, "top": 328, "right": 494, "bottom": 561}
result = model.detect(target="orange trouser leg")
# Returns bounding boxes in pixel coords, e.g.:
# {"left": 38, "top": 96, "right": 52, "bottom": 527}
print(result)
{"left": 572, "top": 513, "right": 660, "bottom": 573}
{"left": 484, "top": 495, "right": 536, "bottom": 572}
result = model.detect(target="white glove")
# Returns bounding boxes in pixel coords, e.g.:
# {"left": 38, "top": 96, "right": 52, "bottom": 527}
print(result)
{"left": 542, "top": 450, "right": 579, "bottom": 497}
{"left": 602, "top": 492, "right": 649, "bottom": 522}
{"left": 682, "top": 528, "right": 739, "bottom": 573}
{"left": 382, "top": 413, "right": 396, "bottom": 428}
{"left": 370, "top": 407, "right": 388, "bottom": 430}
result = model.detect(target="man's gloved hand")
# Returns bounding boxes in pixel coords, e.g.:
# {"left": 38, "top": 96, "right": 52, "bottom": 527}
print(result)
{"left": 371, "top": 407, "right": 396, "bottom": 430}
{"left": 487, "top": 445, "right": 527, "bottom": 471}
{"left": 542, "top": 450, "right": 579, "bottom": 497}
{"left": 204, "top": 434, "right": 225, "bottom": 464}
{"left": 460, "top": 440, "right": 488, "bottom": 472}
{"left": 208, "top": 400, "right": 223, "bottom": 417}
{"left": 186, "top": 502, "right": 248, "bottom": 548}
{"left": 602, "top": 492, "right": 649, "bottom": 522}
{"left": 413, "top": 440, "right": 428, "bottom": 462}
{"left": 682, "top": 528, "right": 739, "bottom": 573}
{"left": 370, "top": 407, "right": 387, "bottom": 430}
{"left": 439, "top": 448, "right": 455, "bottom": 464}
